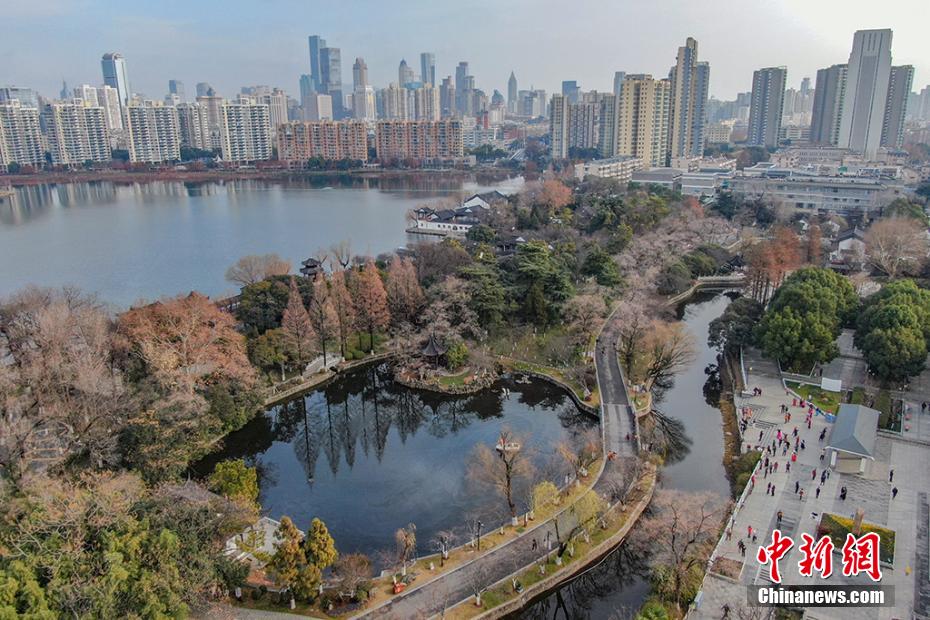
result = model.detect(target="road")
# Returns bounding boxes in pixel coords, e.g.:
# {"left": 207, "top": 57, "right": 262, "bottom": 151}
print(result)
{"left": 358, "top": 309, "right": 638, "bottom": 619}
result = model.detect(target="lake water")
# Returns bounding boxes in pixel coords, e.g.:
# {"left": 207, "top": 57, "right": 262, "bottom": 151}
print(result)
{"left": 517, "top": 292, "right": 733, "bottom": 619}
{"left": 195, "top": 364, "right": 595, "bottom": 561}
{"left": 0, "top": 174, "right": 523, "bottom": 307}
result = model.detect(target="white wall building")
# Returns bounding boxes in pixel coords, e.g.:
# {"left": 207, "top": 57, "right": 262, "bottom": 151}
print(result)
{"left": 42, "top": 101, "right": 110, "bottom": 165}
{"left": 838, "top": 29, "right": 892, "bottom": 158}
{"left": 220, "top": 101, "right": 272, "bottom": 162}
{"left": 126, "top": 101, "right": 181, "bottom": 163}
{"left": 0, "top": 101, "right": 44, "bottom": 167}
{"left": 574, "top": 155, "right": 644, "bottom": 182}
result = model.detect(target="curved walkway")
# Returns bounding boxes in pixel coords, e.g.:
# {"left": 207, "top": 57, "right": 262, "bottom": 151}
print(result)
{"left": 355, "top": 309, "right": 638, "bottom": 619}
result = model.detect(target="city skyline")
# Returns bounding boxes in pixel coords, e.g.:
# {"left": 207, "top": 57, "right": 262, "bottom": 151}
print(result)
{"left": 2, "top": 0, "right": 927, "bottom": 103}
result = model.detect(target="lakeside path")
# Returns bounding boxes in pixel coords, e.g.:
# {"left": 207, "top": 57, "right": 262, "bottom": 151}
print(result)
{"left": 691, "top": 350, "right": 926, "bottom": 620}
{"left": 353, "top": 310, "right": 639, "bottom": 619}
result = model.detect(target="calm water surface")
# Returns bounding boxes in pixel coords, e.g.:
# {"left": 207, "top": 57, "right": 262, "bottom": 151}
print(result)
{"left": 517, "top": 292, "right": 733, "bottom": 620}
{"left": 0, "top": 174, "right": 522, "bottom": 307}
{"left": 196, "top": 364, "right": 594, "bottom": 561}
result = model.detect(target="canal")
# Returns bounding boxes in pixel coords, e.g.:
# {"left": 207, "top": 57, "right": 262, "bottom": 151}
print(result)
{"left": 515, "top": 291, "right": 734, "bottom": 619}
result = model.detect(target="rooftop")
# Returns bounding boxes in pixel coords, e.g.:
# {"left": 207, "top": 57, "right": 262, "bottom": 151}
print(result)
{"left": 826, "top": 403, "right": 880, "bottom": 459}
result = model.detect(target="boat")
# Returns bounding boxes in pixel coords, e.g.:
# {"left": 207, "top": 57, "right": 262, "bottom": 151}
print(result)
{"left": 495, "top": 439, "right": 522, "bottom": 452}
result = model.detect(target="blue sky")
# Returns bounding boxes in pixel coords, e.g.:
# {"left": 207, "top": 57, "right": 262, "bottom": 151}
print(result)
{"left": 2, "top": 0, "right": 926, "bottom": 101}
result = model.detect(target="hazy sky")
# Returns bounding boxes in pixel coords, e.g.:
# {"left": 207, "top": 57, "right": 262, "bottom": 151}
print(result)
{"left": 2, "top": 0, "right": 927, "bottom": 102}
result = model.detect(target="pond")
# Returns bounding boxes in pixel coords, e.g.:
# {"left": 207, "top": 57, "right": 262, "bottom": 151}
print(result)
{"left": 195, "top": 363, "right": 595, "bottom": 561}
{"left": 515, "top": 291, "right": 735, "bottom": 619}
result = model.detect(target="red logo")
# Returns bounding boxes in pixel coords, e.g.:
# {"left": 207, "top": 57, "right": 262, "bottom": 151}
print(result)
{"left": 756, "top": 530, "right": 883, "bottom": 582}
{"left": 797, "top": 533, "right": 834, "bottom": 578}
{"left": 756, "top": 529, "right": 794, "bottom": 583}
{"left": 841, "top": 532, "right": 882, "bottom": 581}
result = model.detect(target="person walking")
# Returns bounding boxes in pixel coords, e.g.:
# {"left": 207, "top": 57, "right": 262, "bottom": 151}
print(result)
{"left": 532, "top": 538, "right": 538, "bottom": 551}
{"left": 892, "top": 487, "right": 898, "bottom": 499}
{"left": 840, "top": 486, "right": 847, "bottom": 501}
{"left": 890, "top": 469, "right": 894, "bottom": 483}
{"left": 786, "top": 462, "right": 791, "bottom": 473}
{"left": 776, "top": 510, "right": 783, "bottom": 526}
{"left": 816, "top": 487, "right": 821, "bottom": 499}
{"left": 795, "top": 480, "right": 800, "bottom": 494}
{"left": 770, "top": 484, "right": 776, "bottom": 496}
{"left": 812, "top": 469, "right": 817, "bottom": 481}
{"left": 799, "top": 489, "right": 805, "bottom": 501}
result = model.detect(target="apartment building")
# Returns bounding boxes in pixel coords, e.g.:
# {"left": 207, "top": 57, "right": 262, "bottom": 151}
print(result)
{"left": 276, "top": 120, "right": 369, "bottom": 165}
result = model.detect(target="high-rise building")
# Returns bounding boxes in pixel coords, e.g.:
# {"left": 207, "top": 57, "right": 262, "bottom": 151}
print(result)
{"left": 195, "top": 82, "right": 213, "bottom": 98}
{"left": 411, "top": 84, "right": 440, "bottom": 121}
{"left": 398, "top": 59, "right": 416, "bottom": 88}
{"left": 260, "top": 88, "right": 289, "bottom": 130}
{"left": 507, "top": 72, "right": 518, "bottom": 114}
{"left": 277, "top": 120, "right": 368, "bottom": 164}
{"left": 614, "top": 75, "right": 672, "bottom": 167}
{"left": 439, "top": 77, "right": 455, "bottom": 118}
{"left": 810, "top": 64, "right": 847, "bottom": 146}
{"left": 176, "top": 102, "right": 211, "bottom": 150}
{"left": 613, "top": 72, "right": 626, "bottom": 97}
{"left": 838, "top": 29, "right": 893, "bottom": 157}
{"left": 101, "top": 53, "right": 131, "bottom": 108}
{"left": 0, "top": 86, "right": 38, "bottom": 108}
{"left": 380, "top": 84, "right": 409, "bottom": 120}
{"left": 42, "top": 101, "right": 110, "bottom": 166}
{"left": 598, "top": 94, "right": 619, "bottom": 158}
{"left": 320, "top": 47, "right": 344, "bottom": 118}
{"left": 881, "top": 65, "right": 914, "bottom": 148}
{"left": 375, "top": 119, "right": 463, "bottom": 160}
{"left": 59, "top": 80, "right": 70, "bottom": 101}
{"left": 561, "top": 81, "right": 580, "bottom": 104}
{"left": 303, "top": 93, "right": 333, "bottom": 121}
{"left": 549, "top": 94, "right": 570, "bottom": 159}
{"left": 219, "top": 100, "right": 272, "bottom": 162}
{"left": 668, "top": 38, "right": 710, "bottom": 161}
{"left": 352, "top": 58, "right": 376, "bottom": 121}
{"left": 420, "top": 53, "right": 436, "bottom": 87}
{"left": 95, "top": 86, "right": 123, "bottom": 132}
{"left": 168, "top": 80, "right": 185, "bottom": 102}
{"left": 74, "top": 84, "right": 99, "bottom": 107}
{"left": 308, "top": 35, "right": 326, "bottom": 92}
{"left": 125, "top": 101, "right": 181, "bottom": 163}
{"left": 0, "top": 100, "right": 44, "bottom": 167}
{"left": 747, "top": 66, "right": 787, "bottom": 148}
{"left": 455, "top": 62, "right": 469, "bottom": 114}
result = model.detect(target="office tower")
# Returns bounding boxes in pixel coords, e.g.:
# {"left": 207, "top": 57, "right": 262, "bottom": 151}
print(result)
{"left": 352, "top": 58, "right": 376, "bottom": 121}
{"left": 0, "top": 86, "right": 38, "bottom": 108}
{"left": 299, "top": 74, "right": 314, "bottom": 108}
{"left": 302, "top": 93, "right": 333, "bottom": 121}
{"left": 168, "top": 80, "right": 185, "bottom": 102}
{"left": 320, "top": 47, "right": 344, "bottom": 118}
{"left": 0, "top": 100, "right": 44, "bottom": 167}
{"left": 195, "top": 82, "right": 213, "bottom": 98}
{"left": 101, "top": 53, "right": 131, "bottom": 108}
{"left": 420, "top": 53, "right": 436, "bottom": 87}
{"left": 455, "top": 62, "right": 469, "bottom": 113}
{"left": 74, "top": 84, "right": 99, "bottom": 107}
{"left": 919, "top": 86, "right": 930, "bottom": 121}
{"left": 380, "top": 84, "right": 409, "bottom": 120}
{"left": 308, "top": 35, "right": 326, "bottom": 92}
{"left": 747, "top": 67, "right": 787, "bottom": 148}
{"left": 549, "top": 93, "right": 570, "bottom": 159}
{"left": 810, "top": 64, "right": 847, "bottom": 145}
{"left": 568, "top": 100, "right": 598, "bottom": 151}
{"left": 507, "top": 72, "right": 518, "bottom": 114}
{"left": 195, "top": 92, "right": 224, "bottom": 150}
{"left": 800, "top": 77, "right": 811, "bottom": 95}
{"left": 598, "top": 94, "right": 619, "bottom": 157}
{"left": 59, "top": 80, "right": 70, "bottom": 101}
{"left": 440, "top": 77, "right": 455, "bottom": 118}
{"left": 411, "top": 84, "right": 440, "bottom": 121}
{"left": 613, "top": 72, "right": 626, "bottom": 97}
{"left": 95, "top": 86, "right": 123, "bottom": 131}
{"left": 614, "top": 75, "right": 672, "bottom": 167}
{"left": 838, "top": 29, "right": 893, "bottom": 157}
{"left": 42, "top": 101, "right": 110, "bottom": 165}
{"left": 561, "top": 81, "right": 580, "bottom": 104}
{"left": 374, "top": 120, "right": 463, "bottom": 160}
{"left": 125, "top": 101, "right": 180, "bottom": 163}
{"left": 668, "top": 38, "right": 710, "bottom": 162}
{"left": 398, "top": 59, "right": 416, "bottom": 87}
{"left": 219, "top": 100, "right": 272, "bottom": 162}
{"left": 261, "top": 88, "right": 289, "bottom": 129}
{"left": 277, "top": 120, "right": 368, "bottom": 164}
{"left": 176, "top": 102, "right": 211, "bottom": 150}
{"left": 881, "top": 65, "right": 914, "bottom": 148}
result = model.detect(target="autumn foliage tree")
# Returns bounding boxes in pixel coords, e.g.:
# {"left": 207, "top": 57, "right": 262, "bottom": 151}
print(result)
{"left": 225, "top": 253, "right": 291, "bottom": 287}
{"left": 329, "top": 270, "right": 357, "bottom": 358}
{"left": 744, "top": 226, "right": 802, "bottom": 303}
{"left": 385, "top": 256, "right": 425, "bottom": 324}
{"left": 352, "top": 261, "right": 390, "bottom": 352}
{"left": 308, "top": 277, "right": 338, "bottom": 365}
{"left": 281, "top": 277, "right": 316, "bottom": 366}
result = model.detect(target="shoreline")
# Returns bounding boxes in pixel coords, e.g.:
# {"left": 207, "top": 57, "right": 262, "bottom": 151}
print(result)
{"left": 1, "top": 166, "right": 516, "bottom": 188}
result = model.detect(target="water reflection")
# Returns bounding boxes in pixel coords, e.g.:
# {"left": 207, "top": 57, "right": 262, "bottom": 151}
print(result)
{"left": 196, "top": 364, "right": 593, "bottom": 558}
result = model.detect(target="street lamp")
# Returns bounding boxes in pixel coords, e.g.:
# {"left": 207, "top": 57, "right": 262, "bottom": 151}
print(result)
{"left": 477, "top": 520, "right": 483, "bottom": 551}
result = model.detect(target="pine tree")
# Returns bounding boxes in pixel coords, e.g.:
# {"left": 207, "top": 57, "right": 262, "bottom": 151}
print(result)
{"left": 270, "top": 517, "right": 322, "bottom": 603}
{"left": 304, "top": 518, "right": 338, "bottom": 571}
{"left": 330, "top": 270, "right": 356, "bottom": 358}
{"left": 353, "top": 261, "right": 390, "bottom": 353}
{"left": 281, "top": 277, "right": 315, "bottom": 365}
{"left": 308, "top": 277, "right": 339, "bottom": 365}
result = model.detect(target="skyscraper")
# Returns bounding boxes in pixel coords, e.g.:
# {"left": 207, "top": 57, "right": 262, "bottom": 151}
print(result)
{"left": 320, "top": 47, "right": 344, "bottom": 118}
{"left": 220, "top": 100, "right": 272, "bottom": 162}
{"left": 549, "top": 94, "right": 570, "bottom": 159}
{"left": 42, "top": 101, "right": 110, "bottom": 165}
{"left": 195, "top": 82, "right": 213, "bottom": 98}
{"left": 881, "top": 64, "right": 914, "bottom": 148}
{"left": 810, "top": 64, "right": 847, "bottom": 145}
{"left": 353, "top": 58, "right": 375, "bottom": 121}
{"left": 420, "top": 53, "right": 436, "bottom": 87}
{"left": 455, "top": 62, "right": 469, "bottom": 114}
{"left": 440, "top": 77, "right": 455, "bottom": 118}
{"left": 96, "top": 86, "right": 123, "bottom": 131}
{"left": 561, "top": 81, "right": 580, "bottom": 104}
{"left": 507, "top": 72, "right": 517, "bottom": 114}
{"left": 615, "top": 75, "right": 672, "bottom": 167}
{"left": 74, "top": 85, "right": 99, "bottom": 107}
{"left": 59, "top": 80, "right": 70, "bottom": 101}
{"left": 308, "top": 35, "right": 326, "bottom": 92}
{"left": 747, "top": 67, "right": 787, "bottom": 148}
{"left": 125, "top": 101, "right": 181, "bottom": 163}
{"left": 168, "top": 80, "right": 185, "bottom": 102}
{"left": 398, "top": 60, "right": 416, "bottom": 88}
{"left": 668, "top": 38, "right": 709, "bottom": 161}
{"left": 0, "top": 100, "right": 44, "bottom": 167}
{"left": 838, "top": 29, "right": 893, "bottom": 157}
{"left": 613, "top": 72, "right": 626, "bottom": 97}
{"left": 101, "top": 53, "right": 131, "bottom": 109}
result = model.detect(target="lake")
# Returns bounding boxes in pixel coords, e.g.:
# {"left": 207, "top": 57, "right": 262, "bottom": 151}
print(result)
{"left": 0, "top": 174, "right": 523, "bottom": 307}
{"left": 195, "top": 363, "right": 596, "bottom": 561}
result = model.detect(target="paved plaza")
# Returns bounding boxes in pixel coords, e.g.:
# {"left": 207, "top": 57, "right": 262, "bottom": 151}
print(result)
{"left": 691, "top": 357, "right": 930, "bottom": 620}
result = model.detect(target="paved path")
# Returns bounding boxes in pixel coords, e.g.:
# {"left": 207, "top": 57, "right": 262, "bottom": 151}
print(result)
{"left": 356, "top": 309, "right": 637, "bottom": 619}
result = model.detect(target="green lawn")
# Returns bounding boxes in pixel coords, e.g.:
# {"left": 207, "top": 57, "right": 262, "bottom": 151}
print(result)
{"left": 785, "top": 381, "right": 841, "bottom": 414}
{"left": 437, "top": 370, "right": 471, "bottom": 387}
{"left": 818, "top": 513, "right": 896, "bottom": 564}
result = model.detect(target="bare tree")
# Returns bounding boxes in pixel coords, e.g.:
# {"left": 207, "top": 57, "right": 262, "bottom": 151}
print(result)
{"left": 467, "top": 429, "right": 534, "bottom": 526}
{"left": 556, "top": 427, "right": 601, "bottom": 483}
{"left": 394, "top": 523, "right": 417, "bottom": 576}
{"left": 225, "top": 253, "right": 291, "bottom": 287}
{"left": 632, "top": 490, "right": 730, "bottom": 612}
{"left": 865, "top": 217, "right": 928, "bottom": 278}
{"left": 467, "top": 570, "right": 488, "bottom": 607}
{"left": 552, "top": 490, "right": 606, "bottom": 564}
{"left": 332, "top": 553, "right": 371, "bottom": 601}
{"left": 330, "top": 240, "right": 353, "bottom": 270}
{"left": 430, "top": 530, "right": 455, "bottom": 567}
{"left": 642, "top": 321, "right": 696, "bottom": 390}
